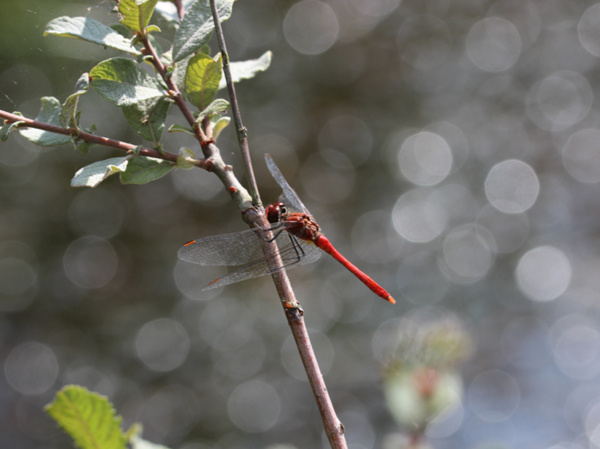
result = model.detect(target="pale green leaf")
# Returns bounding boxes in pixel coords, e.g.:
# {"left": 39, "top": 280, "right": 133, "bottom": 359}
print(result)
{"left": 172, "top": 0, "right": 234, "bottom": 62}
{"left": 185, "top": 53, "right": 222, "bottom": 110}
{"left": 90, "top": 58, "right": 166, "bottom": 107}
{"left": 218, "top": 51, "right": 272, "bottom": 89}
{"left": 71, "top": 157, "right": 130, "bottom": 188}
{"left": 44, "top": 385, "right": 127, "bottom": 449}
{"left": 177, "top": 147, "right": 198, "bottom": 169}
{"left": 120, "top": 156, "right": 174, "bottom": 184}
{"left": 197, "top": 98, "right": 229, "bottom": 119}
{"left": 60, "top": 73, "right": 90, "bottom": 128}
{"left": 44, "top": 16, "right": 140, "bottom": 55}
{"left": 167, "top": 123, "right": 194, "bottom": 135}
{"left": 0, "top": 119, "right": 25, "bottom": 141}
{"left": 119, "top": 0, "right": 160, "bottom": 32}
{"left": 211, "top": 115, "right": 230, "bottom": 140}
{"left": 130, "top": 434, "right": 172, "bottom": 449}
{"left": 19, "top": 97, "right": 71, "bottom": 146}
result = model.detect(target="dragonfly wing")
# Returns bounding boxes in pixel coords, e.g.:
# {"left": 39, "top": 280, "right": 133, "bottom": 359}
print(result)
{"left": 178, "top": 228, "right": 267, "bottom": 266}
{"left": 203, "top": 233, "right": 322, "bottom": 290}
{"left": 265, "top": 154, "right": 312, "bottom": 216}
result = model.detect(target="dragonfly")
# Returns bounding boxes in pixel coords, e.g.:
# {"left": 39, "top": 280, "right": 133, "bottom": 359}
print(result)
{"left": 178, "top": 154, "right": 396, "bottom": 304}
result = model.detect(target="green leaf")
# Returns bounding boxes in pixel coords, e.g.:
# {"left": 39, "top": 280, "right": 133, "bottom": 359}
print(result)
{"left": 61, "top": 73, "right": 90, "bottom": 128}
{"left": 197, "top": 98, "right": 230, "bottom": 119}
{"left": 44, "top": 16, "right": 140, "bottom": 55}
{"left": 119, "top": 0, "right": 160, "bottom": 32}
{"left": 19, "top": 97, "right": 71, "bottom": 146}
{"left": 122, "top": 97, "right": 171, "bottom": 143}
{"left": 185, "top": 53, "right": 222, "bottom": 110}
{"left": 167, "top": 123, "right": 195, "bottom": 135}
{"left": 0, "top": 119, "right": 25, "bottom": 141}
{"left": 45, "top": 385, "right": 127, "bottom": 449}
{"left": 71, "top": 157, "right": 130, "bottom": 188}
{"left": 120, "top": 156, "right": 174, "bottom": 184}
{"left": 90, "top": 58, "right": 166, "bottom": 107}
{"left": 211, "top": 115, "right": 230, "bottom": 140}
{"left": 177, "top": 147, "right": 198, "bottom": 169}
{"left": 219, "top": 51, "right": 272, "bottom": 90}
{"left": 172, "top": 0, "right": 234, "bottom": 62}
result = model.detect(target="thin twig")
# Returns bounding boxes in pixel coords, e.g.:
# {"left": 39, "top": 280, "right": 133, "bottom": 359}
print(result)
{"left": 209, "top": 2, "right": 348, "bottom": 448}
{"left": 209, "top": 0, "right": 260, "bottom": 206}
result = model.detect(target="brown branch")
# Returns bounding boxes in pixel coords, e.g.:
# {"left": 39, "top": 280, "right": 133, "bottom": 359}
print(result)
{"left": 209, "top": 2, "right": 348, "bottom": 448}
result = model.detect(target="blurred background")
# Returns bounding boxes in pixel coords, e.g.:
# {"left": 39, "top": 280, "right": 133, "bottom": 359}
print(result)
{"left": 1, "top": 0, "right": 599, "bottom": 448}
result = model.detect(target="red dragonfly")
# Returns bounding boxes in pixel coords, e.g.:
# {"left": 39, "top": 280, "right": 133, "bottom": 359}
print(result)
{"left": 178, "top": 154, "right": 395, "bottom": 304}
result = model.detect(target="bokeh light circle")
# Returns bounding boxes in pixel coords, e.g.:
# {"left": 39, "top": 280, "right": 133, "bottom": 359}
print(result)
{"left": 578, "top": 4, "right": 600, "bottom": 57}
{"left": 484, "top": 159, "right": 539, "bottom": 214}
{"left": 441, "top": 224, "right": 495, "bottom": 284}
{"left": 516, "top": 245, "right": 571, "bottom": 301}
{"left": 466, "top": 17, "right": 522, "bottom": 72}
{"left": 135, "top": 318, "right": 190, "bottom": 372}
{"left": 228, "top": 380, "right": 281, "bottom": 432}
{"left": 562, "top": 128, "right": 600, "bottom": 183}
{"left": 398, "top": 131, "right": 453, "bottom": 186}
{"left": 63, "top": 236, "right": 118, "bottom": 289}
{"left": 283, "top": 1, "right": 339, "bottom": 55}
{"left": 526, "top": 71, "right": 592, "bottom": 130}
{"left": 4, "top": 342, "right": 59, "bottom": 395}
{"left": 468, "top": 370, "right": 520, "bottom": 422}
{"left": 392, "top": 188, "right": 448, "bottom": 243}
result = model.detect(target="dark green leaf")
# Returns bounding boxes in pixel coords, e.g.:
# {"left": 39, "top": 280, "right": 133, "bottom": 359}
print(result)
{"left": 218, "top": 51, "right": 272, "bottom": 90}
{"left": 185, "top": 53, "right": 222, "bottom": 110}
{"left": 172, "top": 0, "right": 234, "bottom": 62}
{"left": 19, "top": 97, "right": 71, "bottom": 146}
{"left": 45, "top": 385, "right": 127, "bottom": 449}
{"left": 71, "top": 157, "right": 130, "bottom": 188}
{"left": 122, "top": 97, "right": 171, "bottom": 143}
{"left": 44, "top": 16, "right": 140, "bottom": 54}
{"left": 90, "top": 58, "right": 166, "bottom": 107}
{"left": 119, "top": 0, "right": 160, "bottom": 32}
{"left": 120, "top": 156, "right": 174, "bottom": 184}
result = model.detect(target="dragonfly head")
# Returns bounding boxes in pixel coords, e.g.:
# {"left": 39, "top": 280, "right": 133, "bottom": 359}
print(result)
{"left": 266, "top": 202, "right": 288, "bottom": 224}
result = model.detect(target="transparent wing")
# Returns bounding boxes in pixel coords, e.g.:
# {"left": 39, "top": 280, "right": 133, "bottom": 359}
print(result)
{"left": 265, "top": 154, "right": 312, "bottom": 215}
{"left": 178, "top": 228, "right": 322, "bottom": 289}
{"left": 203, "top": 234, "right": 321, "bottom": 289}
{"left": 178, "top": 228, "right": 268, "bottom": 266}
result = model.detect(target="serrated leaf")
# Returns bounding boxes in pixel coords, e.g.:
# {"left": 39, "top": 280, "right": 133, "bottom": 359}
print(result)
{"left": 71, "top": 157, "right": 130, "bottom": 188}
{"left": 172, "top": 0, "right": 234, "bottom": 62}
{"left": 90, "top": 58, "right": 166, "bottom": 107}
{"left": 61, "top": 73, "right": 90, "bottom": 128}
{"left": 45, "top": 386, "right": 127, "bottom": 449}
{"left": 44, "top": 16, "right": 140, "bottom": 55}
{"left": 120, "top": 156, "right": 174, "bottom": 184}
{"left": 119, "top": 0, "right": 160, "bottom": 32}
{"left": 211, "top": 115, "right": 230, "bottom": 140}
{"left": 197, "top": 98, "right": 229, "bottom": 119}
{"left": 122, "top": 97, "right": 171, "bottom": 143}
{"left": 218, "top": 51, "right": 272, "bottom": 90}
{"left": 185, "top": 53, "right": 222, "bottom": 110}
{"left": 19, "top": 97, "right": 71, "bottom": 146}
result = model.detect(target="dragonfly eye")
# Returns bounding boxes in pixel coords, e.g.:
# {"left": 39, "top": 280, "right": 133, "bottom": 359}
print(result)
{"left": 266, "top": 202, "right": 287, "bottom": 223}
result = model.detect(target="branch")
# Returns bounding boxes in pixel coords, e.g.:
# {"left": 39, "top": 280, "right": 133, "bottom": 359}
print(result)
{"left": 209, "top": 2, "right": 348, "bottom": 448}
{"left": 0, "top": 109, "right": 183, "bottom": 164}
